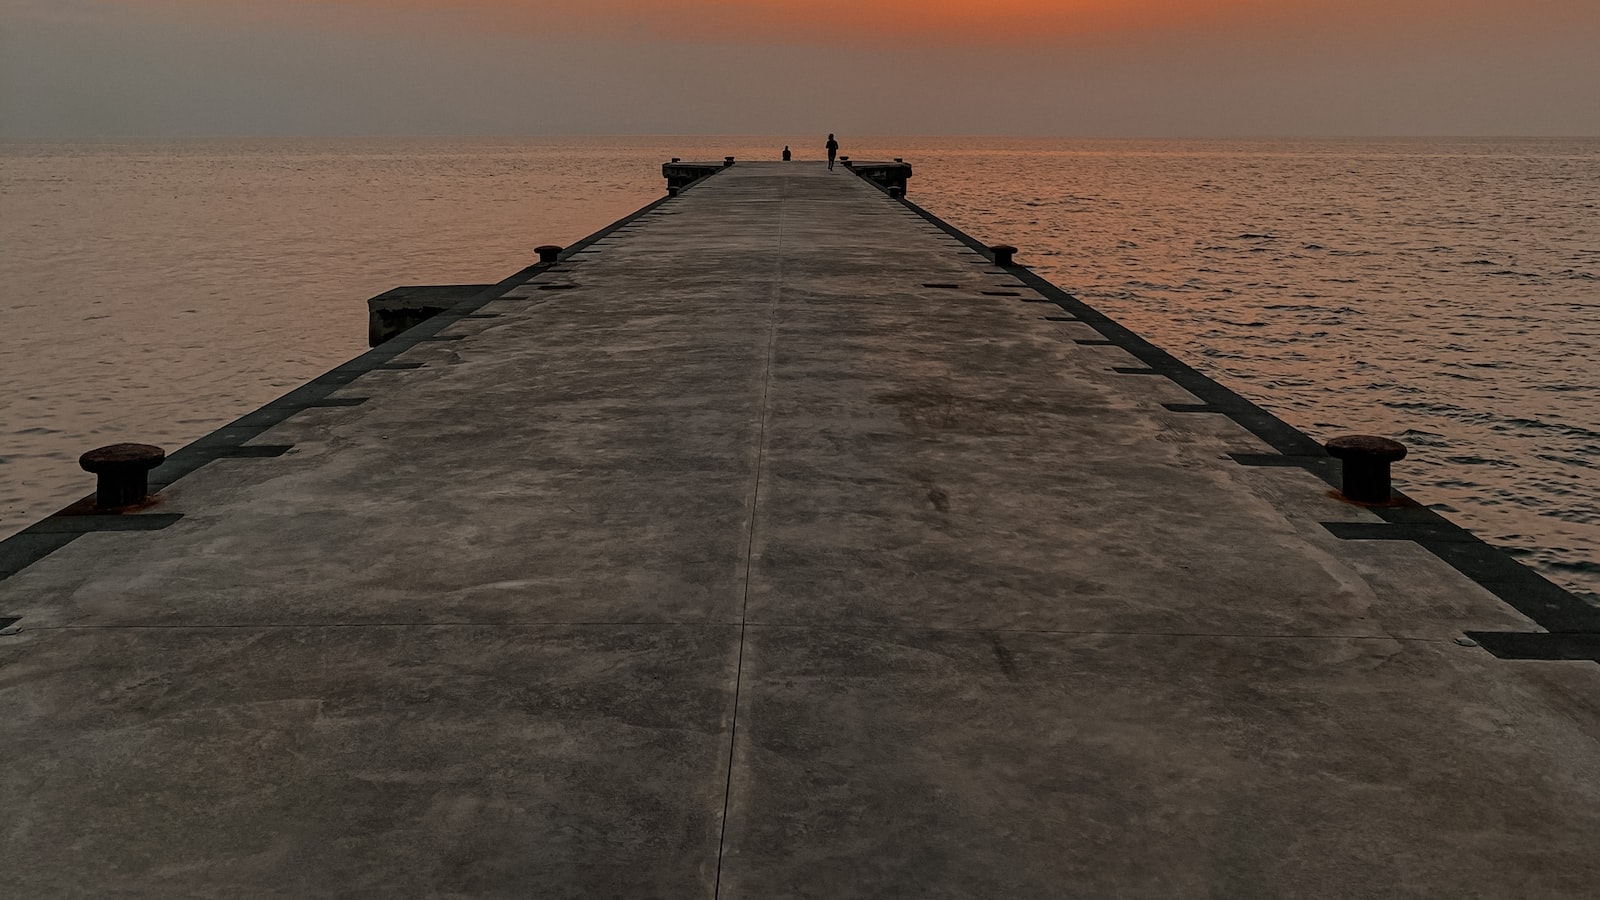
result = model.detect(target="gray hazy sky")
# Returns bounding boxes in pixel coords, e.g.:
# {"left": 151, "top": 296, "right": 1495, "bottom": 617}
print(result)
{"left": 3, "top": 0, "right": 1598, "bottom": 138}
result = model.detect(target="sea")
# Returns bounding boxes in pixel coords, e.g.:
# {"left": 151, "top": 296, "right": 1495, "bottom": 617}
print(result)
{"left": 2, "top": 136, "right": 1596, "bottom": 604}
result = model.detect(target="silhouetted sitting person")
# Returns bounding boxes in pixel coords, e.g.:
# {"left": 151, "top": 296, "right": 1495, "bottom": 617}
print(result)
{"left": 783, "top": 146, "right": 791, "bottom": 161}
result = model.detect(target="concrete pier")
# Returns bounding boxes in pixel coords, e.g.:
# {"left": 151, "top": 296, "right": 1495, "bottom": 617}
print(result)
{"left": 2, "top": 162, "right": 1597, "bottom": 897}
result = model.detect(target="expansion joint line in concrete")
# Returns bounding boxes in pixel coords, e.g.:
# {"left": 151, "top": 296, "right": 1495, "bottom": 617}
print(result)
{"left": 713, "top": 175, "right": 789, "bottom": 899}
{"left": 6, "top": 622, "right": 1455, "bottom": 646}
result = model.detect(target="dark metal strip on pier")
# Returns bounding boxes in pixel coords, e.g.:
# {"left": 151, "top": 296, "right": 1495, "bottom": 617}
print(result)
{"left": 218, "top": 445, "right": 294, "bottom": 459}
{"left": 1230, "top": 453, "right": 1343, "bottom": 483}
{"left": 0, "top": 534, "right": 79, "bottom": 580}
{"left": 1, "top": 515, "right": 184, "bottom": 581}
{"left": 1466, "top": 631, "right": 1600, "bottom": 662}
{"left": 1316, "top": 499, "right": 1600, "bottom": 634}
{"left": 22, "top": 514, "right": 185, "bottom": 535}
{"left": 1321, "top": 521, "right": 1479, "bottom": 543}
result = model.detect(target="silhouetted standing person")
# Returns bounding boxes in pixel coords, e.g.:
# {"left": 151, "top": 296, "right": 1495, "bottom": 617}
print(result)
{"left": 826, "top": 134, "right": 839, "bottom": 170}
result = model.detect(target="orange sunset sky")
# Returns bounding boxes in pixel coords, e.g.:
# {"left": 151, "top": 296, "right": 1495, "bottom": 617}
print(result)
{"left": 3, "top": 0, "right": 1597, "bottom": 136}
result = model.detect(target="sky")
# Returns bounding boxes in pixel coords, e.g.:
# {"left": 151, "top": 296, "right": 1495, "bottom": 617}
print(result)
{"left": 2, "top": 0, "right": 1597, "bottom": 137}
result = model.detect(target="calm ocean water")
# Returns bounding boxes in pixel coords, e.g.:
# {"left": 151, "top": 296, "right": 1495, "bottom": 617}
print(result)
{"left": 2, "top": 136, "right": 1597, "bottom": 603}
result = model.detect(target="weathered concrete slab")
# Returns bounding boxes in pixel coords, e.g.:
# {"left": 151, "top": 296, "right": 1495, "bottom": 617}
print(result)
{"left": 3, "top": 625, "right": 738, "bottom": 898}
{"left": 2, "top": 162, "right": 1596, "bottom": 897}
{"left": 719, "top": 629, "right": 1600, "bottom": 899}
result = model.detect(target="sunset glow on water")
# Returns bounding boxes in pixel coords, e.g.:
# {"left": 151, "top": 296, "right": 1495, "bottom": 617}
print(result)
{"left": 108, "top": 0, "right": 1600, "bottom": 41}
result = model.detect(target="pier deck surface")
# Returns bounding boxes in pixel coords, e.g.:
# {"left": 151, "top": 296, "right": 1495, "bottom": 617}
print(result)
{"left": 3, "top": 162, "right": 1597, "bottom": 897}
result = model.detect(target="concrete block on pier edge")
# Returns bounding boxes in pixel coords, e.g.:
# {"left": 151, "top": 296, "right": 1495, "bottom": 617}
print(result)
{"left": 842, "top": 159, "right": 913, "bottom": 195}
{"left": 366, "top": 285, "right": 493, "bottom": 346}
{"left": 662, "top": 160, "right": 726, "bottom": 192}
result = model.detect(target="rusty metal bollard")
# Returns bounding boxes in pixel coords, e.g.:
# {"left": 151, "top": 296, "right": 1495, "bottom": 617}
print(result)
{"left": 536, "top": 245, "right": 562, "bottom": 264}
{"left": 1325, "top": 435, "right": 1408, "bottom": 503}
{"left": 990, "top": 244, "right": 1018, "bottom": 266}
{"left": 80, "top": 443, "right": 165, "bottom": 509}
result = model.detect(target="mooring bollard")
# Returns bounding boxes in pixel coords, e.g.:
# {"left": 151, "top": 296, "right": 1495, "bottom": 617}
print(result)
{"left": 888, "top": 186, "right": 904, "bottom": 199}
{"left": 1325, "top": 435, "right": 1408, "bottom": 503}
{"left": 670, "top": 157, "right": 680, "bottom": 163}
{"left": 667, "top": 185, "right": 680, "bottom": 196}
{"left": 724, "top": 156, "right": 735, "bottom": 167}
{"left": 894, "top": 157, "right": 903, "bottom": 162}
{"left": 990, "top": 244, "right": 1018, "bottom": 266}
{"left": 536, "top": 245, "right": 563, "bottom": 264}
{"left": 79, "top": 443, "right": 165, "bottom": 510}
